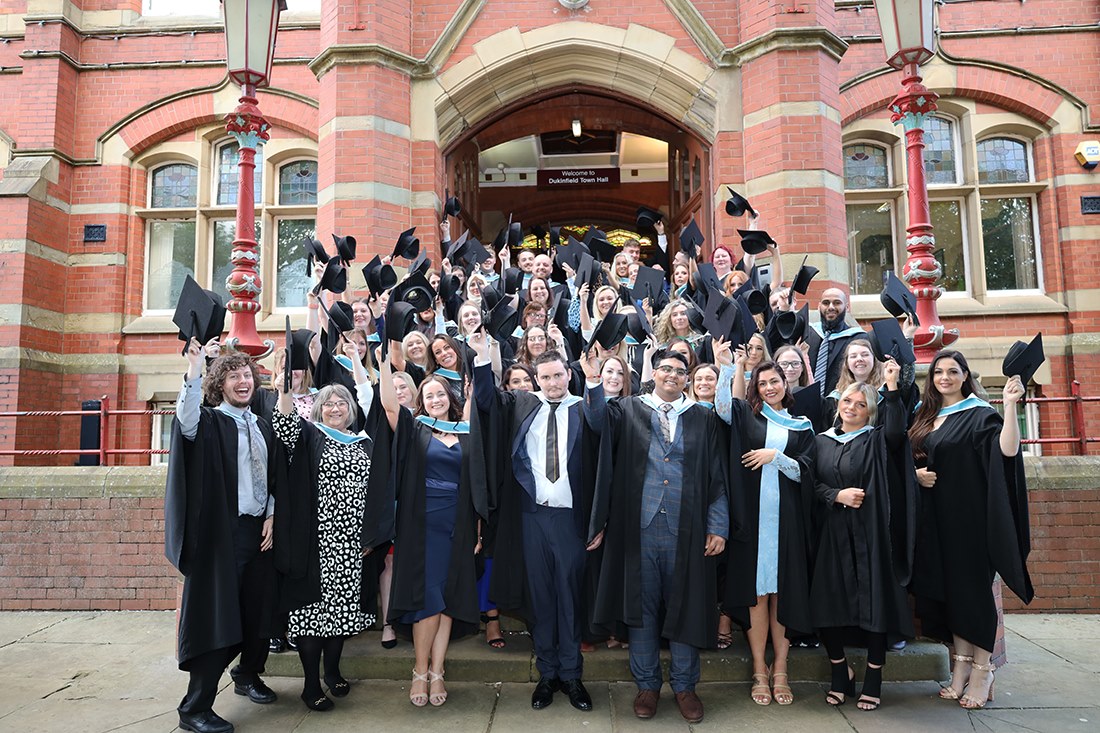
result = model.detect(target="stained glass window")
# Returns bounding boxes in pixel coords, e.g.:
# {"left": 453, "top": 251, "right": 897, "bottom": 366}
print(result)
{"left": 216, "top": 142, "right": 264, "bottom": 206}
{"left": 922, "top": 117, "right": 958, "bottom": 185}
{"left": 278, "top": 160, "right": 318, "bottom": 205}
{"left": 977, "top": 138, "right": 1030, "bottom": 185}
{"left": 150, "top": 164, "right": 198, "bottom": 208}
{"left": 843, "top": 145, "right": 889, "bottom": 189}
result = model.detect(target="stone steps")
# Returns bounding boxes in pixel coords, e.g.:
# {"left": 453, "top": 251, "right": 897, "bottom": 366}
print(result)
{"left": 265, "top": 627, "right": 949, "bottom": 683}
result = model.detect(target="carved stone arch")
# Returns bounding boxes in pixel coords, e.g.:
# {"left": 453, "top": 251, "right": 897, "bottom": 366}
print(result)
{"left": 433, "top": 22, "right": 718, "bottom": 149}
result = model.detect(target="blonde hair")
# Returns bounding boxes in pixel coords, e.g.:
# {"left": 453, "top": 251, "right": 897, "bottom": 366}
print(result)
{"left": 838, "top": 382, "right": 879, "bottom": 426}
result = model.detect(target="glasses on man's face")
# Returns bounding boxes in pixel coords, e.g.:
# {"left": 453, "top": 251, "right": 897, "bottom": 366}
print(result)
{"left": 777, "top": 361, "right": 801, "bottom": 370}
{"left": 322, "top": 400, "right": 349, "bottom": 410}
{"left": 655, "top": 365, "right": 688, "bottom": 377}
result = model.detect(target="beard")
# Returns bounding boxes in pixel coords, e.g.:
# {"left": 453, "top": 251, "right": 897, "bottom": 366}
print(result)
{"left": 822, "top": 308, "right": 848, "bottom": 331}
{"left": 223, "top": 390, "right": 253, "bottom": 408}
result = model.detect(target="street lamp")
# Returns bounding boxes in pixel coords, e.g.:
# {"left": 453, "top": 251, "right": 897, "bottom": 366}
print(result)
{"left": 220, "top": 0, "right": 287, "bottom": 357}
{"left": 873, "top": 0, "right": 959, "bottom": 361}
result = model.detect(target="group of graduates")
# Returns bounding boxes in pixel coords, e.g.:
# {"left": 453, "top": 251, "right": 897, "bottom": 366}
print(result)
{"left": 164, "top": 192, "right": 1040, "bottom": 733}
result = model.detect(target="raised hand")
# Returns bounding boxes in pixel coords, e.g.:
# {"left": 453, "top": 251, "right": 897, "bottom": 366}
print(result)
{"left": 883, "top": 357, "right": 900, "bottom": 389}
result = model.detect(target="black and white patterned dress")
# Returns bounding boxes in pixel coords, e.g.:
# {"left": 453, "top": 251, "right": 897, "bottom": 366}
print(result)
{"left": 274, "top": 409, "right": 375, "bottom": 637}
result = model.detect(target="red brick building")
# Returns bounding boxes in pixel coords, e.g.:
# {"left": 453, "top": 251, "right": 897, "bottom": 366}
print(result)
{"left": 0, "top": 0, "right": 1097, "bottom": 463}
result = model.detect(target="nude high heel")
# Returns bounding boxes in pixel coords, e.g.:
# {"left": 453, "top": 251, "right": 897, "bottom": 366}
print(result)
{"left": 959, "top": 661, "right": 995, "bottom": 709}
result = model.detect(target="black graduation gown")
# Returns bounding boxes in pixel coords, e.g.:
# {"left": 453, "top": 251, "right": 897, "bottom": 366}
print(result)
{"left": 723, "top": 400, "right": 816, "bottom": 636}
{"left": 163, "top": 408, "right": 283, "bottom": 669}
{"left": 387, "top": 409, "right": 488, "bottom": 636}
{"left": 809, "top": 390, "right": 916, "bottom": 639}
{"left": 911, "top": 402, "right": 1032, "bottom": 651}
{"left": 591, "top": 398, "right": 729, "bottom": 649}
{"left": 274, "top": 412, "right": 392, "bottom": 620}
{"left": 821, "top": 382, "right": 921, "bottom": 431}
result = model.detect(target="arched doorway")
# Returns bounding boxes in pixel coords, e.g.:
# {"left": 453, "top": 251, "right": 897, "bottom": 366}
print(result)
{"left": 443, "top": 85, "right": 713, "bottom": 259}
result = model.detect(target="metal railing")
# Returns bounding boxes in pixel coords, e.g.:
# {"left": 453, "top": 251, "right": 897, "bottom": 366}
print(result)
{"left": 1, "top": 381, "right": 1098, "bottom": 464}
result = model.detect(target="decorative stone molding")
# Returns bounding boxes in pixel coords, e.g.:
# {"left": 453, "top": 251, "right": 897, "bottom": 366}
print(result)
{"left": 721, "top": 26, "right": 849, "bottom": 68}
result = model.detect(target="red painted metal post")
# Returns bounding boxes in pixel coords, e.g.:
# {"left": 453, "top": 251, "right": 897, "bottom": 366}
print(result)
{"left": 888, "top": 62, "right": 960, "bottom": 362}
{"left": 1072, "top": 380, "right": 1086, "bottom": 455}
{"left": 223, "top": 82, "right": 274, "bottom": 359}
{"left": 99, "top": 396, "right": 110, "bottom": 466}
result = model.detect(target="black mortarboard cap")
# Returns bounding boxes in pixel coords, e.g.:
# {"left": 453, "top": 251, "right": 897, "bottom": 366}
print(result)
{"left": 587, "top": 312, "right": 629, "bottom": 352}
{"left": 547, "top": 288, "right": 570, "bottom": 330}
{"left": 738, "top": 229, "right": 776, "bottom": 255}
{"left": 635, "top": 205, "right": 663, "bottom": 231}
{"left": 555, "top": 235, "right": 588, "bottom": 271}
{"left": 530, "top": 224, "right": 547, "bottom": 243}
{"left": 290, "top": 328, "right": 314, "bottom": 371}
{"left": 445, "top": 230, "right": 470, "bottom": 265}
{"left": 392, "top": 227, "right": 420, "bottom": 260}
{"left": 684, "top": 298, "right": 705, "bottom": 332}
{"left": 304, "top": 236, "right": 329, "bottom": 275}
{"left": 693, "top": 262, "right": 723, "bottom": 294}
{"left": 1002, "top": 332, "right": 1044, "bottom": 387}
{"left": 582, "top": 226, "right": 607, "bottom": 246}
{"left": 549, "top": 226, "right": 562, "bottom": 249}
{"left": 363, "top": 256, "right": 398, "bottom": 296}
{"left": 703, "top": 288, "right": 738, "bottom": 343}
{"left": 625, "top": 309, "right": 652, "bottom": 342}
{"left": 725, "top": 187, "right": 757, "bottom": 218}
{"left": 632, "top": 265, "right": 666, "bottom": 304}
{"left": 443, "top": 191, "right": 461, "bottom": 219}
{"left": 679, "top": 218, "right": 704, "bottom": 260}
{"left": 480, "top": 280, "right": 502, "bottom": 312}
{"left": 574, "top": 252, "right": 597, "bottom": 290}
{"left": 410, "top": 248, "right": 431, "bottom": 277}
{"left": 321, "top": 299, "right": 355, "bottom": 335}
{"left": 283, "top": 317, "right": 293, "bottom": 393}
{"left": 332, "top": 233, "right": 356, "bottom": 265}
{"left": 588, "top": 237, "right": 618, "bottom": 263}
{"left": 491, "top": 226, "right": 508, "bottom": 253}
{"left": 393, "top": 271, "right": 436, "bottom": 312}
{"left": 487, "top": 298, "right": 520, "bottom": 342}
{"left": 503, "top": 267, "right": 524, "bottom": 296}
{"left": 313, "top": 258, "right": 348, "bottom": 295}
{"left": 870, "top": 318, "right": 915, "bottom": 366}
{"left": 790, "top": 385, "right": 823, "bottom": 428}
{"left": 508, "top": 218, "right": 523, "bottom": 248}
{"left": 385, "top": 299, "right": 417, "bottom": 343}
{"left": 790, "top": 255, "right": 819, "bottom": 301}
{"left": 439, "top": 273, "right": 462, "bottom": 303}
{"left": 463, "top": 239, "right": 492, "bottom": 269}
{"left": 766, "top": 304, "right": 808, "bottom": 352}
{"left": 173, "top": 275, "right": 226, "bottom": 351}
{"left": 731, "top": 279, "right": 767, "bottom": 315}
{"left": 880, "top": 271, "right": 920, "bottom": 326}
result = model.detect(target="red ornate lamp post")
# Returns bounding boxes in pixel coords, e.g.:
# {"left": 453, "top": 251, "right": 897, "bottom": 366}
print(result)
{"left": 220, "top": 0, "right": 286, "bottom": 357}
{"left": 874, "top": 0, "right": 959, "bottom": 361}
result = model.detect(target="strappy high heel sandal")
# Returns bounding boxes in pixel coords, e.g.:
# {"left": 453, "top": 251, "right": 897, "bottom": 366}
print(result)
{"left": 428, "top": 669, "right": 448, "bottom": 707}
{"left": 960, "top": 662, "right": 995, "bottom": 710}
{"left": 825, "top": 659, "right": 855, "bottom": 706}
{"left": 939, "top": 654, "right": 973, "bottom": 700}
{"left": 482, "top": 613, "right": 505, "bottom": 649}
{"left": 857, "top": 664, "right": 883, "bottom": 711}
{"left": 771, "top": 671, "right": 794, "bottom": 705}
{"left": 409, "top": 669, "right": 429, "bottom": 707}
{"left": 751, "top": 667, "right": 772, "bottom": 705}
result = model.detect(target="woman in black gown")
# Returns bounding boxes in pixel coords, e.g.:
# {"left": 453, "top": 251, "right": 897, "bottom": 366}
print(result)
{"left": 379, "top": 352, "right": 487, "bottom": 708}
{"left": 909, "top": 350, "right": 1030, "bottom": 710}
{"left": 810, "top": 360, "right": 916, "bottom": 711}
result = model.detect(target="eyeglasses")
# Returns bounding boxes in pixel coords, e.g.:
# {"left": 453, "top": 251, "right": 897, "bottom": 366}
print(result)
{"left": 655, "top": 365, "right": 688, "bottom": 377}
{"left": 321, "top": 400, "right": 349, "bottom": 410}
{"left": 777, "top": 361, "right": 802, "bottom": 370}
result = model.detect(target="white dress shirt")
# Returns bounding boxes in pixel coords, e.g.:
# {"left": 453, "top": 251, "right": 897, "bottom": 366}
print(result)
{"left": 526, "top": 395, "right": 574, "bottom": 508}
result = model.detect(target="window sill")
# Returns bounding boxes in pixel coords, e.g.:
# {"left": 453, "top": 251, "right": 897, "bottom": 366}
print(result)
{"left": 124, "top": 311, "right": 314, "bottom": 336}
{"left": 851, "top": 292, "right": 1066, "bottom": 319}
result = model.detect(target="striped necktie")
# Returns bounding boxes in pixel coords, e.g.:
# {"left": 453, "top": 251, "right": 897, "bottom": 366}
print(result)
{"left": 244, "top": 412, "right": 268, "bottom": 507}
{"left": 815, "top": 335, "right": 830, "bottom": 396}
{"left": 658, "top": 403, "right": 674, "bottom": 444}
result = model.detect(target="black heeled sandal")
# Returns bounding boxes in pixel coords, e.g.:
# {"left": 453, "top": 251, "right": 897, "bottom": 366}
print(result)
{"left": 857, "top": 664, "right": 883, "bottom": 711}
{"left": 482, "top": 613, "right": 505, "bottom": 649}
{"left": 825, "top": 659, "right": 855, "bottom": 706}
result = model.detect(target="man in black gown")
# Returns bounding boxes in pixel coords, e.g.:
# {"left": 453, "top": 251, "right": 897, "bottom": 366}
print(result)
{"left": 470, "top": 334, "right": 603, "bottom": 711}
{"left": 165, "top": 339, "right": 280, "bottom": 733}
{"left": 806, "top": 287, "right": 865, "bottom": 397}
{"left": 589, "top": 350, "right": 729, "bottom": 723}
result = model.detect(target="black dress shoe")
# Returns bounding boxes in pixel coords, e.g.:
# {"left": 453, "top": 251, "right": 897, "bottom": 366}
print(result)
{"left": 561, "top": 679, "right": 593, "bottom": 711}
{"left": 178, "top": 710, "right": 234, "bottom": 733}
{"left": 531, "top": 677, "right": 560, "bottom": 709}
{"left": 269, "top": 637, "right": 286, "bottom": 654}
{"left": 233, "top": 677, "right": 277, "bottom": 704}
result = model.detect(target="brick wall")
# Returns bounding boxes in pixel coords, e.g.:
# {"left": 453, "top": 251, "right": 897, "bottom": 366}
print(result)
{"left": 0, "top": 460, "right": 1096, "bottom": 612}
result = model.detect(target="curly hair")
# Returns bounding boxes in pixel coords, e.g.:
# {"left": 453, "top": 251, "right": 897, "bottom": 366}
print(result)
{"left": 202, "top": 353, "right": 259, "bottom": 407}
{"left": 654, "top": 299, "right": 698, "bottom": 344}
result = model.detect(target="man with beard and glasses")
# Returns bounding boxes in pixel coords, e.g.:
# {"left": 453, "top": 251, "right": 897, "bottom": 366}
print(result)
{"left": 588, "top": 350, "right": 729, "bottom": 724}
{"left": 805, "top": 288, "right": 865, "bottom": 398}
{"left": 165, "top": 339, "right": 284, "bottom": 733}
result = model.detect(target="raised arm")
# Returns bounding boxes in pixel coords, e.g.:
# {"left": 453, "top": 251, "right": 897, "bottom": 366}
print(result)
{"left": 378, "top": 345, "right": 402, "bottom": 432}
{"left": 731, "top": 346, "right": 747, "bottom": 400}
{"left": 1000, "top": 375, "right": 1024, "bottom": 457}
{"left": 175, "top": 337, "right": 205, "bottom": 441}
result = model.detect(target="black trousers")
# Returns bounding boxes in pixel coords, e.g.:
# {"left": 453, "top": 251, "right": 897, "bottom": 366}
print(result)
{"left": 523, "top": 505, "right": 586, "bottom": 681}
{"left": 178, "top": 515, "right": 272, "bottom": 715}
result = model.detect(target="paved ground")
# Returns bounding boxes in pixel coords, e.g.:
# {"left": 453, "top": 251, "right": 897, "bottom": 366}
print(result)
{"left": 0, "top": 611, "right": 1096, "bottom": 732}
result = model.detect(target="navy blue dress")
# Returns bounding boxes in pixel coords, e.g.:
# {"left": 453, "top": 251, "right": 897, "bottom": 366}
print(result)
{"left": 400, "top": 437, "right": 462, "bottom": 623}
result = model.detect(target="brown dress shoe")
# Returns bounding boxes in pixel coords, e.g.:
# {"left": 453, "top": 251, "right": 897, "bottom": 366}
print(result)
{"left": 675, "top": 690, "right": 704, "bottom": 723}
{"left": 633, "top": 689, "right": 660, "bottom": 719}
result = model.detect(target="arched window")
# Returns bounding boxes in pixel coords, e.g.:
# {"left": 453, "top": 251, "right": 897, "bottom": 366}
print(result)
{"left": 145, "top": 163, "right": 199, "bottom": 310}
{"left": 843, "top": 144, "right": 889, "bottom": 189}
{"left": 977, "top": 137, "right": 1030, "bottom": 184}
{"left": 216, "top": 141, "right": 264, "bottom": 206}
{"left": 278, "top": 160, "right": 318, "bottom": 205}
{"left": 150, "top": 163, "right": 198, "bottom": 208}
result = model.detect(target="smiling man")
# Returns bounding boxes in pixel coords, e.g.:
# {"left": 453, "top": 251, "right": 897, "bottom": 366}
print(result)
{"left": 806, "top": 287, "right": 865, "bottom": 397}
{"left": 165, "top": 340, "right": 283, "bottom": 733}
{"left": 588, "top": 349, "right": 730, "bottom": 724}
